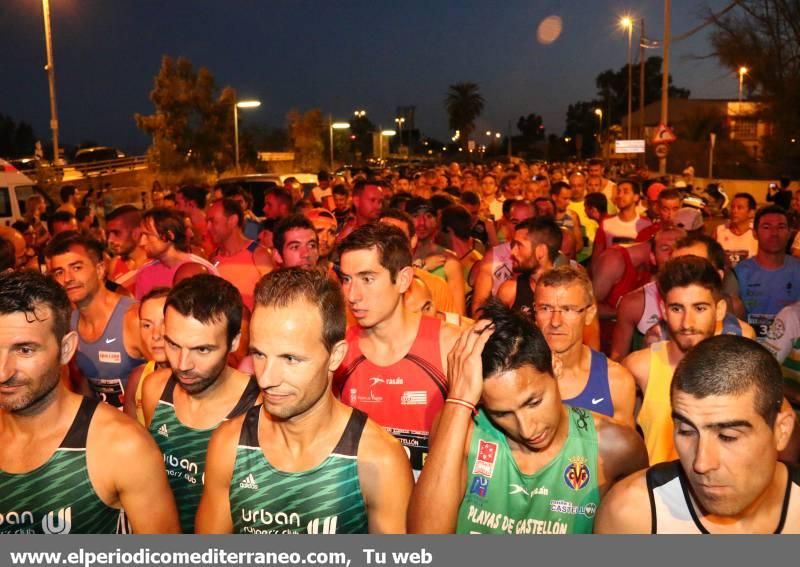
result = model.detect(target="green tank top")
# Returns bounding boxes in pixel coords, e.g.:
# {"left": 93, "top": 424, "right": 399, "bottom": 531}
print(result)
{"left": 456, "top": 406, "right": 601, "bottom": 535}
{"left": 0, "top": 398, "right": 120, "bottom": 534}
{"left": 148, "top": 374, "right": 260, "bottom": 533}
{"left": 230, "top": 406, "right": 369, "bottom": 534}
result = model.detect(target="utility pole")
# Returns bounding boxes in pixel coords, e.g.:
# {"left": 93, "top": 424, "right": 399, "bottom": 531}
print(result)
{"left": 41, "top": 0, "right": 60, "bottom": 166}
{"left": 659, "top": 0, "right": 671, "bottom": 175}
{"left": 639, "top": 18, "right": 646, "bottom": 167}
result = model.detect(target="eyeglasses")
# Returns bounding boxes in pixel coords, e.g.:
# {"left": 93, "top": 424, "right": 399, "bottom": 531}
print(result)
{"left": 533, "top": 304, "right": 592, "bottom": 318}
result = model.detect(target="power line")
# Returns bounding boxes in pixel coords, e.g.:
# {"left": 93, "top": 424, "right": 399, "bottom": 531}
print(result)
{"left": 641, "top": 0, "right": 743, "bottom": 46}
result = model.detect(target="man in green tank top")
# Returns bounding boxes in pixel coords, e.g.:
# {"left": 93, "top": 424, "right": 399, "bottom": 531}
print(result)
{"left": 0, "top": 271, "right": 179, "bottom": 534}
{"left": 409, "top": 299, "right": 648, "bottom": 534}
{"left": 196, "top": 268, "right": 413, "bottom": 534}
{"left": 142, "top": 275, "right": 260, "bottom": 533}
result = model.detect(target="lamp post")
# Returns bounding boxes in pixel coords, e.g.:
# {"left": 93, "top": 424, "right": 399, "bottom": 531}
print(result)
{"left": 379, "top": 129, "right": 396, "bottom": 161}
{"left": 620, "top": 16, "right": 634, "bottom": 140}
{"left": 329, "top": 116, "right": 350, "bottom": 169}
{"left": 738, "top": 66, "right": 749, "bottom": 104}
{"left": 594, "top": 108, "right": 603, "bottom": 157}
{"left": 659, "top": 0, "right": 671, "bottom": 174}
{"left": 395, "top": 117, "right": 406, "bottom": 157}
{"left": 234, "top": 99, "right": 261, "bottom": 172}
{"left": 41, "top": 0, "right": 60, "bottom": 165}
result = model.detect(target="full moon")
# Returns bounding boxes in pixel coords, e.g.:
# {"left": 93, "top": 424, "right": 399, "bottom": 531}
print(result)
{"left": 537, "top": 15, "right": 563, "bottom": 45}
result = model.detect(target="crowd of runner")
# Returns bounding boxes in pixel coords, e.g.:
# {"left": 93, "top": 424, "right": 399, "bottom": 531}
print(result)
{"left": 1, "top": 158, "right": 799, "bottom": 534}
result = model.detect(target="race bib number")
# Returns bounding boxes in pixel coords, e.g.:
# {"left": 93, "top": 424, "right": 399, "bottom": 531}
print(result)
{"left": 748, "top": 313, "right": 775, "bottom": 339}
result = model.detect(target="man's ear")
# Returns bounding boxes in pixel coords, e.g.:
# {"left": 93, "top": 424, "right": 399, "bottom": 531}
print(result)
{"left": 774, "top": 402, "right": 796, "bottom": 453}
{"left": 396, "top": 265, "right": 415, "bottom": 294}
{"left": 328, "top": 339, "right": 348, "bottom": 373}
{"left": 60, "top": 331, "right": 79, "bottom": 365}
{"left": 715, "top": 296, "right": 728, "bottom": 324}
{"left": 272, "top": 249, "right": 283, "bottom": 266}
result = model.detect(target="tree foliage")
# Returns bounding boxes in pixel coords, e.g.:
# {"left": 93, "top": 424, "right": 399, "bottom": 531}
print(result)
{"left": 517, "top": 113, "right": 545, "bottom": 141}
{"left": 135, "top": 56, "right": 236, "bottom": 172}
{"left": 445, "top": 82, "right": 485, "bottom": 148}
{"left": 710, "top": 0, "right": 800, "bottom": 173}
{"left": 0, "top": 114, "right": 36, "bottom": 158}
{"left": 287, "top": 109, "right": 324, "bottom": 172}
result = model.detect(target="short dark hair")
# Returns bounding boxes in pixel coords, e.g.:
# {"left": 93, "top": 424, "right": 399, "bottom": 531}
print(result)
{"left": 165, "top": 274, "right": 243, "bottom": 348}
{"left": 337, "top": 223, "right": 412, "bottom": 283}
{"left": 380, "top": 209, "right": 416, "bottom": 239}
{"left": 332, "top": 184, "right": 349, "bottom": 198}
{"left": 733, "top": 192, "right": 757, "bottom": 211}
{"left": 389, "top": 191, "right": 413, "bottom": 211}
{"left": 617, "top": 178, "right": 641, "bottom": 196}
{"left": 657, "top": 256, "right": 722, "bottom": 300}
{"left": 105, "top": 205, "right": 141, "bottom": 227}
{"left": 0, "top": 237, "right": 15, "bottom": 272}
{"left": 584, "top": 192, "right": 608, "bottom": 215}
{"left": 754, "top": 204, "right": 788, "bottom": 230}
{"left": 48, "top": 211, "right": 75, "bottom": 234}
{"left": 587, "top": 158, "right": 603, "bottom": 168}
{"left": 480, "top": 299, "right": 553, "bottom": 379}
{"left": 461, "top": 190, "right": 481, "bottom": 207}
{"left": 218, "top": 198, "right": 244, "bottom": 228}
{"left": 549, "top": 181, "right": 570, "bottom": 197}
{"left": 440, "top": 205, "right": 473, "bottom": 240}
{"left": 221, "top": 184, "right": 253, "bottom": 209}
{"left": 142, "top": 208, "right": 189, "bottom": 252}
{"left": 675, "top": 234, "right": 726, "bottom": 272}
{"left": 59, "top": 185, "right": 77, "bottom": 203}
{"left": 515, "top": 216, "right": 562, "bottom": 262}
{"left": 266, "top": 187, "right": 293, "bottom": 209}
{"left": 75, "top": 206, "right": 93, "bottom": 224}
{"left": 430, "top": 193, "right": 456, "bottom": 213}
{"left": 0, "top": 270, "right": 71, "bottom": 344}
{"left": 178, "top": 185, "right": 207, "bottom": 209}
{"left": 273, "top": 214, "right": 316, "bottom": 254}
{"left": 352, "top": 179, "right": 385, "bottom": 198}
{"left": 139, "top": 286, "right": 171, "bottom": 315}
{"left": 658, "top": 188, "right": 682, "bottom": 203}
{"left": 44, "top": 230, "right": 105, "bottom": 264}
{"left": 672, "top": 335, "right": 784, "bottom": 426}
{"left": 254, "top": 268, "right": 345, "bottom": 353}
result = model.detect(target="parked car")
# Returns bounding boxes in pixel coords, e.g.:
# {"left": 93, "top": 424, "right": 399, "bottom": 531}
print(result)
{"left": 215, "top": 173, "right": 318, "bottom": 217}
{"left": 73, "top": 146, "right": 126, "bottom": 164}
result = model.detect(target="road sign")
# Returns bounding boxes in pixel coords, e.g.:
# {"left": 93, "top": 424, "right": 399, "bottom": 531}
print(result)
{"left": 654, "top": 144, "right": 669, "bottom": 158}
{"left": 615, "top": 139, "right": 646, "bottom": 154}
{"left": 652, "top": 124, "right": 677, "bottom": 144}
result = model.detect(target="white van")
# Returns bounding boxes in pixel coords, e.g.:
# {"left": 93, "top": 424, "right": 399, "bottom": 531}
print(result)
{"left": 0, "top": 159, "right": 50, "bottom": 227}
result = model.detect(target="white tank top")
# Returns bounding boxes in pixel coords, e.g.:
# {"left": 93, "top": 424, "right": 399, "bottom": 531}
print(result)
{"left": 637, "top": 281, "right": 663, "bottom": 335}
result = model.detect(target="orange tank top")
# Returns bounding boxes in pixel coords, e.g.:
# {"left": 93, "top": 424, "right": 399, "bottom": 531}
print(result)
{"left": 211, "top": 241, "right": 263, "bottom": 311}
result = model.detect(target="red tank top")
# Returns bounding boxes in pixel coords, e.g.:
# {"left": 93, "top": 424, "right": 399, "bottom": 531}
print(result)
{"left": 606, "top": 246, "right": 650, "bottom": 309}
{"left": 334, "top": 316, "right": 447, "bottom": 472}
{"left": 211, "top": 241, "right": 262, "bottom": 311}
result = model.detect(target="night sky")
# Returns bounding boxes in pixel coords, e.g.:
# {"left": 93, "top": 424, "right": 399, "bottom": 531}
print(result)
{"left": 1, "top": 0, "right": 736, "bottom": 155}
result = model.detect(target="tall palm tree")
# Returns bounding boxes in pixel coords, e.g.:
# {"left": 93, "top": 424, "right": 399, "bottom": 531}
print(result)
{"left": 445, "top": 82, "right": 485, "bottom": 150}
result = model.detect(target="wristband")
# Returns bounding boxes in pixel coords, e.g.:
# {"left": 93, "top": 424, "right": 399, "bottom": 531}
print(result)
{"left": 446, "top": 398, "right": 478, "bottom": 416}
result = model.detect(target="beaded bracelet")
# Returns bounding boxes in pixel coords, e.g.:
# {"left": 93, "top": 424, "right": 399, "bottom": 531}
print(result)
{"left": 446, "top": 398, "right": 478, "bottom": 416}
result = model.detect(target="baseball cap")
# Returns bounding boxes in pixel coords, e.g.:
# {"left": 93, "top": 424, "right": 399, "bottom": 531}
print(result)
{"left": 673, "top": 207, "right": 704, "bottom": 231}
{"left": 646, "top": 182, "right": 667, "bottom": 202}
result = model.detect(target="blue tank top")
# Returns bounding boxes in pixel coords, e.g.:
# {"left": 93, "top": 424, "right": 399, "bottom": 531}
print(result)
{"left": 562, "top": 350, "right": 614, "bottom": 417}
{"left": 71, "top": 296, "right": 144, "bottom": 408}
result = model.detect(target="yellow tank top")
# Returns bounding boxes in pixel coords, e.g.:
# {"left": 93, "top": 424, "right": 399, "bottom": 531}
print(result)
{"left": 637, "top": 341, "right": 678, "bottom": 465}
{"left": 135, "top": 360, "right": 157, "bottom": 426}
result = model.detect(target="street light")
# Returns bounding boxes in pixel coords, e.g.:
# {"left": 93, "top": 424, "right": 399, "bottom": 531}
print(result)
{"left": 41, "top": 0, "right": 60, "bottom": 165}
{"left": 234, "top": 99, "right": 261, "bottom": 172}
{"left": 595, "top": 108, "right": 604, "bottom": 157}
{"left": 329, "top": 116, "right": 350, "bottom": 169}
{"left": 353, "top": 109, "right": 366, "bottom": 118}
{"left": 738, "top": 66, "right": 749, "bottom": 104}
{"left": 620, "top": 15, "right": 634, "bottom": 139}
{"left": 379, "top": 129, "right": 396, "bottom": 161}
{"left": 395, "top": 117, "right": 406, "bottom": 157}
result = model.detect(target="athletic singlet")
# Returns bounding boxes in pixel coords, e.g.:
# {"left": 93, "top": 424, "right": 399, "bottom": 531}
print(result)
{"left": 637, "top": 341, "right": 678, "bottom": 465}
{"left": 149, "top": 375, "right": 260, "bottom": 534}
{"left": 512, "top": 272, "right": 534, "bottom": 316}
{"left": 456, "top": 407, "right": 600, "bottom": 534}
{"left": 647, "top": 461, "right": 800, "bottom": 533}
{"left": 491, "top": 243, "right": 514, "bottom": 296}
{"left": 134, "top": 360, "right": 157, "bottom": 426}
{"left": 117, "top": 254, "right": 219, "bottom": 301}
{"left": 211, "top": 240, "right": 262, "bottom": 311}
{"left": 0, "top": 398, "right": 119, "bottom": 534}
{"left": 562, "top": 350, "right": 614, "bottom": 417}
{"left": 735, "top": 256, "right": 800, "bottom": 340}
{"left": 334, "top": 316, "right": 447, "bottom": 472}
{"left": 71, "top": 296, "right": 145, "bottom": 408}
{"left": 230, "top": 406, "right": 369, "bottom": 534}
{"left": 606, "top": 246, "right": 650, "bottom": 309}
{"left": 637, "top": 282, "right": 663, "bottom": 334}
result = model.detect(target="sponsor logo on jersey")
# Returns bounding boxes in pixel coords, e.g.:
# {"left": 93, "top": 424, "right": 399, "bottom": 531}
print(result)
{"left": 0, "top": 511, "right": 34, "bottom": 527}
{"left": 549, "top": 499, "right": 597, "bottom": 518}
{"left": 157, "top": 424, "right": 169, "bottom": 437}
{"left": 164, "top": 454, "right": 199, "bottom": 475}
{"left": 98, "top": 351, "right": 122, "bottom": 364}
{"left": 591, "top": 397, "right": 605, "bottom": 405}
{"left": 239, "top": 473, "right": 259, "bottom": 490}
{"left": 563, "top": 456, "right": 591, "bottom": 491}
{"left": 509, "top": 484, "right": 548, "bottom": 498}
{"left": 42, "top": 507, "right": 71, "bottom": 534}
{"left": 471, "top": 440, "right": 498, "bottom": 478}
{"left": 104, "top": 337, "right": 117, "bottom": 344}
{"left": 470, "top": 476, "right": 489, "bottom": 498}
{"left": 385, "top": 377, "right": 404, "bottom": 385}
{"left": 240, "top": 509, "right": 301, "bottom": 527}
{"left": 306, "top": 515, "right": 339, "bottom": 534}
{"left": 400, "top": 391, "right": 427, "bottom": 405}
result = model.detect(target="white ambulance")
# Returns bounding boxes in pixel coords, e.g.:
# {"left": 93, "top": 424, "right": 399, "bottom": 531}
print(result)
{"left": 0, "top": 159, "right": 49, "bottom": 226}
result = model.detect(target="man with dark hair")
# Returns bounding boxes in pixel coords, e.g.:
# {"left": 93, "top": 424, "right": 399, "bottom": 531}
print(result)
{"left": 105, "top": 205, "right": 147, "bottom": 283}
{"left": 117, "top": 208, "right": 217, "bottom": 300}
{"left": 197, "top": 269, "right": 413, "bottom": 533}
{"left": 586, "top": 158, "right": 617, "bottom": 213}
{"left": 735, "top": 205, "right": 800, "bottom": 340}
{"left": 46, "top": 231, "right": 146, "bottom": 408}
{"left": 306, "top": 208, "right": 338, "bottom": 269}
{"left": 331, "top": 184, "right": 350, "bottom": 230}
{"left": 550, "top": 182, "right": 583, "bottom": 258}
{"left": 271, "top": 214, "right": 319, "bottom": 270}
{"left": 0, "top": 270, "right": 180, "bottom": 534}
{"left": 262, "top": 187, "right": 293, "bottom": 222}
{"left": 176, "top": 185, "right": 212, "bottom": 255}
{"left": 440, "top": 204, "right": 484, "bottom": 295}
{"left": 716, "top": 192, "right": 758, "bottom": 267}
{"left": 57, "top": 185, "right": 79, "bottom": 215}
{"left": 338, "top": 180, "right": 385, "bottom": 240}
{"left": 597, "top": 335, "right": 800, "bottom": 533}
{"left": 142, "top": 274, "right": 260, "bottom": 534}
{"left": 496, "top": 216, "right": 564, "bottom": 315}
{"left": 207, "top": 198, "right": 274, "bottom": 311}
{"left": 220, "top": 185, "right": 260, "bottom": 240}
{"left": 634, "top": 188, "right": 683, "bottom": 242}
{"left": 48, "top": 210, "right": 78, "bottom": 235}
{"left": 592, "top": 179, "right": 652, "bottom": 260}
{"left": 334, "top": 224, "right": 460, "bottom": 477}
{"left": 408, "top": 300, "right": 647, "bottom": 534}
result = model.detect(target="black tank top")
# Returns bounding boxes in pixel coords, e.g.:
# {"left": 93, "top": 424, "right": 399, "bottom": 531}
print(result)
{"left": 512, "top": 271, "right": 534, "bottom": 317}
